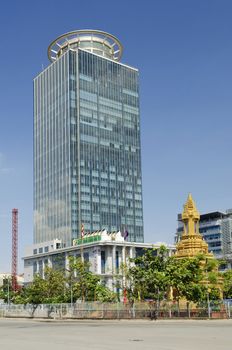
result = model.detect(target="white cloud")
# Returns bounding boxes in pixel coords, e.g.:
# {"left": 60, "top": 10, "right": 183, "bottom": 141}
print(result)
{"left": 0, "top": 213, "right": 10, "bottom": 219}
{"left": 0, "top": 152, "right": 14, "bottom": 175}
{"left": 0, "top": 167, "right": 13, "bottom": 174}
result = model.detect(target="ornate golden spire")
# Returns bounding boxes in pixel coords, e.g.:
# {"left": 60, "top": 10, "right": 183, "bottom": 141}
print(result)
{"left": 175, "top": 194, "right": 213, "bottom": 259}
{"left": 182, "top": 193, "right": 200, "bottom": 223}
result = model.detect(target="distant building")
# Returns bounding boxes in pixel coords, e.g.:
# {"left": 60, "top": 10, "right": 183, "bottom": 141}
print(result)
{"left": 175, "top": 208, "right": 232, "bottom": 269}
{"left": 0, "top": 274, "right": 24, "bottom": 287}
{"left": 23, "top": 231, "right": 175, "bottom": 291}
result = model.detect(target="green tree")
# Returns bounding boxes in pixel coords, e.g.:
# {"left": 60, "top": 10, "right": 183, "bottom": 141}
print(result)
{"left": 204, "top": 257, "right": 222, "bottom": 302}
{"left": 223, "top": 269, "right": 232, "bottom": 299}
{"left": 167, "top": 256, "right": 205, "bottom": 303}
{"left": 95, "top": 283, "right": 117, "bottom": 302}
{"left": 12, "top": 267, "right": 68, "bottom": 316}
{"left": 126, "top": 249, "right": 222, "bottom": 308}
{"left": 0, "top": 276, "right": 13, "bottom": 303}
{"left": 126, "top": 246, "right": 171, "bottom": 302}
{"left": 168, "top": 255, "right": 222, "bottom": 303}
{"left": 67, "top": 256, "right": 116, "bottom": 302}
{"left": 17, "top": 267, "right": 67, "bottom": 306}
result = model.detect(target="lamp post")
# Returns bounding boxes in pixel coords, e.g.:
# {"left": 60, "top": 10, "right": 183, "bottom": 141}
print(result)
{"left": 7, "top": 276, "right": 10, "bottom": 307}
{"left": 207, "top": 287, "right": 210, "bottom": 319}
{"left": 205, "top": 259, "right": 211, "bottom": 319}
{"left": 70, "top": 282, "right": 73, "bottom": 308}
{"left": 65, "top": 268, "right": 73, "bottom": 308}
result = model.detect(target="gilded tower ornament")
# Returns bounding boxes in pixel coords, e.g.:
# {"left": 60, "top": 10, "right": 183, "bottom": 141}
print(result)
{"left": 175, "top": 194, "right": 213, "bottom": 259}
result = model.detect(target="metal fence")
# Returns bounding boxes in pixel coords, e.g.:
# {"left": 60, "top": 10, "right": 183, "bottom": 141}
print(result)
{"left": 0, "top": 301, "right": 230, "bottom": 319}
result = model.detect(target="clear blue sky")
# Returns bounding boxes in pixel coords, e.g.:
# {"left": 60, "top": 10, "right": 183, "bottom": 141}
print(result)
{"left": 0, "top": 0, "right": 232, "bottom": 272}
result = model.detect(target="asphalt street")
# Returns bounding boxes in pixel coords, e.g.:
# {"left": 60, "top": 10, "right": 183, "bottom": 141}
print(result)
{"left": 0, "top": 318, "right": 231, "bottom": 350}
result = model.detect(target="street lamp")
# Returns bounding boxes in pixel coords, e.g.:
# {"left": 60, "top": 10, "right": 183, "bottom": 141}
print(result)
{"left": 65, "top": 268, "right": 73, "bottom": 308}
{"left": 205, "top": 259, "right": 211, "bottom": 319}
{"left": 70, "top": 282, "right": 73, "bottom": 308}
{"left": 7, "top": 276, "right": 10, "bottom": 306}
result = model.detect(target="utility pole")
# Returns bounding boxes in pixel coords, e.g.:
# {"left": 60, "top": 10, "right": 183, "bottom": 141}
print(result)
{"left": 11, "top": 209, "right": 18, "bottom": 291}
{"left": 205, "top": 258, "right": 211, "bottom": 319}
{"left": 7, "top": 276, "right": 10, "bottom": 306}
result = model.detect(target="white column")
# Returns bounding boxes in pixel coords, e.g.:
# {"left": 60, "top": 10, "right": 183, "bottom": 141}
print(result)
{"left": 129, "top": 246, "right": 134, "bottom": 259}
{"left": 97, "top": 247, "right": 101, "bottom": 274}
{"left": 65, "top": 252, "right": 69, "bottom": 270}
{"left": 112, "top": 245, "right": 116, "bottom": 274}
{"left": 36, "top": 260, "right": 39, "bottom": 273}
{"left": 48, "top": 256, "right": 52, "bottom": 268}
{"left": 122, "top": 245, "right": 126, "bottom": 265}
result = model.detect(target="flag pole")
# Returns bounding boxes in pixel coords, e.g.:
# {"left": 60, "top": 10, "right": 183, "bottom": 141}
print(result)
{"left": 81, "top": 223, "right": 84, "bottom": 262}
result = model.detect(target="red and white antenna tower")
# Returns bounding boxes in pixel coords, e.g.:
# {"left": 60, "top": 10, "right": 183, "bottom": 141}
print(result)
{"left": 11, "top": 208, "right": 18, "bottom": 291}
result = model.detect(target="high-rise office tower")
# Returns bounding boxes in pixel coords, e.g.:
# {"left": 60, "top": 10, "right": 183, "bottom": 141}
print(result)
{"left": 34, "top": 30, "right": 144, "bottom": 247}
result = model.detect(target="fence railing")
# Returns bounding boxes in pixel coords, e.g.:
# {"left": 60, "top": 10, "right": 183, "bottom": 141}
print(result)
{"left": 0, "top": 301, "right": 230, "bottom": 319}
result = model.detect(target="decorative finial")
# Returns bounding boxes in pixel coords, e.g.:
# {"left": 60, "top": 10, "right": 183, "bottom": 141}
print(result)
{"left": 182, "top": 193, "right": 200, "bottom": 222}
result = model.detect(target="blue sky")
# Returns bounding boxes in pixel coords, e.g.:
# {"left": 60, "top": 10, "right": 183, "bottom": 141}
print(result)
{"left": 0, "top": 0, "right": 232, "bottom": 272}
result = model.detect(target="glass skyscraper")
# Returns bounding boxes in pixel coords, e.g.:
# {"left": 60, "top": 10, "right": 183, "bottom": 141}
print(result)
{"left": 34, "top": 30, "right": 143, "bottom": 246}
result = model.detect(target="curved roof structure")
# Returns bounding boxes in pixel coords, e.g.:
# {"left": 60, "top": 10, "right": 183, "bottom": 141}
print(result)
{"left": 48, "top": 29, "right": 123, "bottom": 62}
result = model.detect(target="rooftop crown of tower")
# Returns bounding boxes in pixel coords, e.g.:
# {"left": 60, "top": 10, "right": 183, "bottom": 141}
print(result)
{"left": 47, "top": 29, "right": 123, "bottom": 63}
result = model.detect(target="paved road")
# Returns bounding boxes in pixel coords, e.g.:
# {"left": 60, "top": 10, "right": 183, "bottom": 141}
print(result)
{"left": 0, "top": 318, "right": 231, "bottom": 350}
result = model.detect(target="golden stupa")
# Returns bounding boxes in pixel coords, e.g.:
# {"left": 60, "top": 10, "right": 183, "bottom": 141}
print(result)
{"left": 174, "top": 194, "right": 223, "bottom": 301}
{"left": 175, "top": 194, "right": 214, "bottom": 259}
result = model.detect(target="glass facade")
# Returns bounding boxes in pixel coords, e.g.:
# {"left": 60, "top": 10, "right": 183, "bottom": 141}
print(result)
{"left": 34, "top": 52, "right": 71, "bottom": 245}
{"left": 34, "top": 48, "right": 144, "bottom": 246}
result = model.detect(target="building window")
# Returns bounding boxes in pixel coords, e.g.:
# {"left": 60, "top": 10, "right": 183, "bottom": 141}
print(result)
{"left": 33, "top": 249, "right": 37, "bottom": 255}
{"left": 39, "top": 247, "right": 43, "bottom": 254}
{"left": 44, "top": 246, "right": 49, "bottom": 253}
{"left": 84, "top": 252, "right": 89, "bottom": 263}
{"left": 101, "top": 251, "right": 106, "bottom": 274}
{"left": 33, "top": 262, "right": 37, "bottom": 275}
{"left": 116, "top": 251, "right": 119, "bottom": 273}
{"left": 38, "top": 261, "right": 43, "bottom": 276}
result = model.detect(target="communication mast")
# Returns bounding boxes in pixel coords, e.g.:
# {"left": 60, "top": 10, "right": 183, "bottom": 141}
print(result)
{"left": 11, "top": 208, "right": 18, "bottom": 291}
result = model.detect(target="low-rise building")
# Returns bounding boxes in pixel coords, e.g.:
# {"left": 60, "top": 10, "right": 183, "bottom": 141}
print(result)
{"left": 0, "top": 273, "right": 24, "bottom": 287}
{"left": 23, "top": 230, "right": 175, "bottom": 291}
